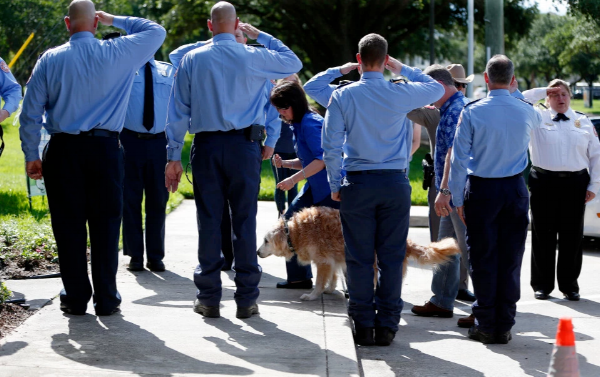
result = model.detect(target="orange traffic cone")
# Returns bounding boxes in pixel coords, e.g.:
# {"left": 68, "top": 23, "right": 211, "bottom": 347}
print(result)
{"left": 547, "top": 317, "right": 580, "bottom": 377}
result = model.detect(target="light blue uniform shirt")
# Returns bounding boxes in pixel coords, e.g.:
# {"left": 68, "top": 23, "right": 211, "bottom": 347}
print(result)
{"left": 322, "top": 67, "right": 444, "bottom": 193}
{"left": 20, "top": 16, "right": 166, "bottom": 162}
{"left": 448, "top": 89, "right": 542, "bottom": 207}
{"left": 124, "top": 59, "right": 175, "bottom": 133}
{"left": 0, "top": 57, "right": 22, "bottom": 115}
{"left": 168, "top": 39, "right": 283, "bottom": 149}
{"left": 304, "top": 67, "right": 342, "bottom": 108}
{"left": 166, "top": 32, "right": 302, "bottom": 160}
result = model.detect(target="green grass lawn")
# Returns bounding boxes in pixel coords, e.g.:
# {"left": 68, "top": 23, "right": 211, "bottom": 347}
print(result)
{"left": 564, "top": 99, "right": 600, "bottom": 116}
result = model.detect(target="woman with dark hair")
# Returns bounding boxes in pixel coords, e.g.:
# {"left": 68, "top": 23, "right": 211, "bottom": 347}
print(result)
{"left": 270, "top": 80, "right": 340, "bottom": 289}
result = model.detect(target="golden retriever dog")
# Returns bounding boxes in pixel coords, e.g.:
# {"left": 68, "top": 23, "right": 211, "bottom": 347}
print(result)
{"left": 257, "top": 206, "right": 461, "bottom": 301}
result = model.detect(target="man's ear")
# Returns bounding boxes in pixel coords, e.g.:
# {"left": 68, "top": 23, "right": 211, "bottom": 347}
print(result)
{"left": 384, "top": 54, "right": 390, "bottom": 66}
{"left": 510, "top": 75, "right": 516, "bottom": 85}
{"left": 356, "top": 53, "right": 362, "bottom": 66}
{"left": 93, "top": 15, "right": 99, "bottom": 29}
{"left": 65, "top": 16, "right": 70, "bottom": 31}
{"left": 234, "top": 18, "right": 239, "bottom": 30}
{"left": 483, "top": 72, "right": 489, "bottom": 84}
{"left": 207, "top": 19, "right": 213, "bottom": 32}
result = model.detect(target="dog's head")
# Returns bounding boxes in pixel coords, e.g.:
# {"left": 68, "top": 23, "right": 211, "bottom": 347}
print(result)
{"left": 257, "top": 219, "right": 294, "bottom": 259}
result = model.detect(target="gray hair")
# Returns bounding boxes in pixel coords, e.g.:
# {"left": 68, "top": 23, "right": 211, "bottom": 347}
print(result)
{"left": 423, "top": 65, "right": 455, "bottom": 87}
{"left": 485, "top": 55, "right": 514, "bottom": 85}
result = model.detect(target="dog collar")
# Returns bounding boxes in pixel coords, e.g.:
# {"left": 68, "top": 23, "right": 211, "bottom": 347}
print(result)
{"left": 283, "top": 220, "right": 295, "bottom": 254}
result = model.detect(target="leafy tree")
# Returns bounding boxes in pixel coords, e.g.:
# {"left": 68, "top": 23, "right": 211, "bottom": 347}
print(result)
{"left": 513, "top": 13, "right": 565, "bottom": 89}
{"left": 561, "top": 0, "right": 600, "bottom": 24}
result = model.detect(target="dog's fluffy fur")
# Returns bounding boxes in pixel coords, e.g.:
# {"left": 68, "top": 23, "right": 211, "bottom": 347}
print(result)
{"left": 258, "top": 206, "right": 461, "bottom": 301}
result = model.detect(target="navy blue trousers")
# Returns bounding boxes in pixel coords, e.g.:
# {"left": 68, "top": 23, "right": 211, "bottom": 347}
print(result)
{"left": 121, "top": 131, "right": 169, "bottom": 262}
{"left": 221, "top": 203, "right": 234, "bottom": 269}
{"left": 190, "top": 132, "right": 262, "bottom": 307}
{"left": 464, "top": 174, "right": 529, "bottom": 333}
{"left": 340, "top": 172, "right": 411, "bottom": 332}
{"left": 42, "top": 134, "right": 123, "bottom": 315}
{"left": 282, "top": 186, "right": 340, "bottom": 282}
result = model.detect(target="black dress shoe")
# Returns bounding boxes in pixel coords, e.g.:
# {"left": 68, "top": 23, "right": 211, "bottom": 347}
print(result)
{"left": 146, "top": 260, "right": 165, "bottom": 272}
{"left": 276, "top": 280, "right": 313, "bottom": 289}
{"left": 563, "top": 292, "right": 580, "bottom": 301}
{"left": 60, "top": 303, "right": 86, "bottom": 316}
{"left": 354, "top": 327, "right": 375, "bottom": 346}
{"left": 128, "top": 257, "right": 144, "bottom": 271}
{"left": 456, "top": 289, "right": 476, "bottom": 302}
{"left": 96, "top": 306, "right": 121, "bottom": 316}
{"left": 496, "top": 331, "right": 512, "bottom": 344}
{"left": 193, "top": 299, "right": 220, "bottom": 318}
{"left": 236, "top": 304, "right": 259, "bottom": 319}
{"left": 534, "top": 290, "right": 550, "bottom": 300}
{"left": 468, "top": 326, "right": 496, "bottom": 344}
{"left": 375, "top": 327, "right": 396, "bottom": 346}
{"left": 221, "top": 263, "right": 233, "bottom": 271}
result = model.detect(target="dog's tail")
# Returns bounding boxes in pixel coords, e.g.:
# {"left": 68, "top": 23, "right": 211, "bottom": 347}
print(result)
{"left": 406, "top": 237, "right": 461, "bottom": 266}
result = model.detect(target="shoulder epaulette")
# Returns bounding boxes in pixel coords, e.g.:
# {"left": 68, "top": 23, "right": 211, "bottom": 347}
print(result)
{"left": 389, "top": 78, "right": 408, "bottom": 85}
{"left": 517, "top": 98, "right": 534, "bottom": 106}
{"left": 156, "top": 61, "right": 173, "bottom": 67}
{"left": 575, "top": 110, "right": 586, "bottom": 115}
{"left": 464, "top": 98, "right": 482, "bottom": 108}
{"left": 535, "top": 102, "right": 547, "bottom": 109}
{"left": 335, "top": 80, "right": 354, "bottom": 90}
{"left": 247, "top": 43, "right": 266, "bottom": 49}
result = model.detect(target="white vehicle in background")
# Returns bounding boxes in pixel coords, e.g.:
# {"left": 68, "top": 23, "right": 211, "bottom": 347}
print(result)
{"left": 584, "top": 117, "right": 600, "bottom": 237}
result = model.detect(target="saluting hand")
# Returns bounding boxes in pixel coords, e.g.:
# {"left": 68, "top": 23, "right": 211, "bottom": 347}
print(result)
{"left": 238, "top": 23, "right": 260, "bottom": 40}
{"left": 339, "top": 62, "right": 360, "bottom": 75}
{"left": 385, "top": 57, "right": 403, "bottom": 76}
{"left": 546, "top": 87, "right": 562, "bottom": 97}
{"left": 26, "top": 160, "right": 43, "bottom": 180}
{"left": 165, "top": 161, "right": 184, "bottom": 193}
{"left": 96, "top": 11, "right": 115, "bottom": 26}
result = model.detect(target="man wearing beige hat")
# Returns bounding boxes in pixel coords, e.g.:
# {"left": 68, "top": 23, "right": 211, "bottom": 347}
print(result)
{"left": 447, "top": 63, "right": 474, "bottom": 96}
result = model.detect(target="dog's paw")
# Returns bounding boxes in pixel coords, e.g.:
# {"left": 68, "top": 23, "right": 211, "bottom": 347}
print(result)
{"left": 324, "top": 286, "right": 336, "bottom": 294}
{"left": 300, "top": 293, "right": 319, "bottom": 301}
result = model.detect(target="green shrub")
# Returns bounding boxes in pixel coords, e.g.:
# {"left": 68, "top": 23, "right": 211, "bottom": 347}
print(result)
{"left": 0, "top": 281, "right": 11, "bottom": 304}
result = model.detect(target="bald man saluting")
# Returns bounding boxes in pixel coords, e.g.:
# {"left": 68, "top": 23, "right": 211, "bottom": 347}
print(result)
{"left": 165, "top": 1, "right": 302, "bottom": 319}
{"left": 20, "top": 0, "right": 165, "bottom": 316}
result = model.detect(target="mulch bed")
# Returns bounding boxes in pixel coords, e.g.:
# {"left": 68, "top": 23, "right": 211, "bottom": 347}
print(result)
{"left": 0, "top": 303, "right": 34, "bottom": 339}
{"left": 0, "top": 257, "right": 60, "bottom": 280}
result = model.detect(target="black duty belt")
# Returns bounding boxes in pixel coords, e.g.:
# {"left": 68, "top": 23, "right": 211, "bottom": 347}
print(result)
{"left": 53, "top": 129, "right": 119, "bottom": 139}
{"left": 122, "top": 128, "right": 166, "bottom": 140}
{"left": 532, "top": 166, "right": 587, "bottom": 178}
{"left": 347, "top": 169, "right": 406, "bottom": 176}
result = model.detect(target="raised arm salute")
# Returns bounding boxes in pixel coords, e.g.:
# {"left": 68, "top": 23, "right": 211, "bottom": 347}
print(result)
{"left": 164, "top": 1, "right": 301, "bottom": 319}
{"left": 19, "top": 0, "right": 166, "bottom": 316}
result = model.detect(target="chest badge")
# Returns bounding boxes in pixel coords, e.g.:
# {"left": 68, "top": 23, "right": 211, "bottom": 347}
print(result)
{"left": 575, "top": 120, "right": 581, "bottom": 128}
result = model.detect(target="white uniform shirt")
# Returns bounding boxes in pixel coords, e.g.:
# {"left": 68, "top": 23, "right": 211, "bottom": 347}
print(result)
{"left": 523, "top": 88, "right": 600, "bottom": 194}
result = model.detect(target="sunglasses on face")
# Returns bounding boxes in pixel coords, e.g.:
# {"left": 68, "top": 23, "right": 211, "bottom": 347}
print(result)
{"left": 275, "top": 105, "right": 290, "bottom": 111}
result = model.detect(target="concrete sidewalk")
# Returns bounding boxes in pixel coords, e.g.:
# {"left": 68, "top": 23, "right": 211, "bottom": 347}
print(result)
{"left": 0, "top": 201, "right": 358, "bottom": 376}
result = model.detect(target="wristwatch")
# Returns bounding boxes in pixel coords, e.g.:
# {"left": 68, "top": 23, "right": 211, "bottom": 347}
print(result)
{"left": 440, "top": 188, "right": 451, "bottom": 196}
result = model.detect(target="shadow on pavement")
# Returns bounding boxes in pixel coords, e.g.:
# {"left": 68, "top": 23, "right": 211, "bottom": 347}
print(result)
{"left": 552, "top": 297, "right": 600, "bottom": 322}
{"left": 130, "top": 269, "right": 194, "bottom": 309}
{"left": 0, "top": 341, "right": 28, "bottom": 357}
{"left": 205, "top": 316, "right": 355, "bottom": 375}
{"left": 50, "top": 314, "right": 252, "bottom": 376}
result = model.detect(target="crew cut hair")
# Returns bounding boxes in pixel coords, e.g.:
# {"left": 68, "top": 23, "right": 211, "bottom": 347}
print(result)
{"left": 423, "top": 65, "right": 455, "bottom": 87}
{"left": 358, "top": 33, "right": 388, "bottom": 67}
{"left": 485, "top": 55, "right": 514, "bottom": 85}
{"left": 270, "top": 81, "right": 311, "bottom": 124}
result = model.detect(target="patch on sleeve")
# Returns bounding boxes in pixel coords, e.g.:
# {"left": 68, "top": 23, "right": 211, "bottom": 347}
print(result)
{"left": 0, "top": 61, "right": 10, "bottom": 73}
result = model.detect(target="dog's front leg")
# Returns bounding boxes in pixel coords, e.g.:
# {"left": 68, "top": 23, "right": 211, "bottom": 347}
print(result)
{"left": 300, "top": 263, "right": 331, "bottom": 301}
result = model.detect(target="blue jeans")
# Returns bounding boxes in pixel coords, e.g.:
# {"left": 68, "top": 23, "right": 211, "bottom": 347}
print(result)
{"left": 430, "top": 210, "right": 468, "bottom": 310}
{"left": 283, "top": 185, "right": 339, "bottom": 282}
{"left": 340, "top": 172, "right": 411, "bottom": 332}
